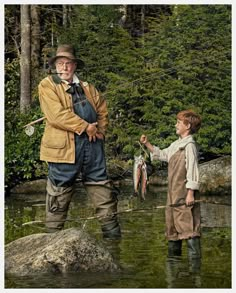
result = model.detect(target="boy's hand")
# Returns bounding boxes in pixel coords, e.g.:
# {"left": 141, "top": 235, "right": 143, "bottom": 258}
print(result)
{"left": 140, "top": 134, "right": 148, "bottom": 145}
{"left": 140, "top": 134, "right": 154, "bottom": 153}
{"left": 186, "top": 189, "right": 195, "bottom": 206}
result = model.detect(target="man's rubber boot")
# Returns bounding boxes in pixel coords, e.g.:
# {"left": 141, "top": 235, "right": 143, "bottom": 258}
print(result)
{"left": 168, "top": 240, "right": 182, "bottom": 257}
{"left": 45, "top": 179, "right": 73, "bottom": 232}
{"left": 101, "top": 220, "right": 121, "bottom": 240}
{"left": 85, "top": 180, "right": 121, "bottom": 239}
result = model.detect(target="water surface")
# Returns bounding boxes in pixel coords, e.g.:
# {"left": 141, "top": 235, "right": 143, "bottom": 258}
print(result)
{"left": 5, "top": 182, "right": 231, "bottom": 288}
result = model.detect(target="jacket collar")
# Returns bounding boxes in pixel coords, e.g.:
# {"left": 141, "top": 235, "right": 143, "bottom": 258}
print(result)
{"left": 52, "top": 73, "right": 80, "bottom": 85}
{"left": 52, "top": 74, "right": 62, "bottom": 84}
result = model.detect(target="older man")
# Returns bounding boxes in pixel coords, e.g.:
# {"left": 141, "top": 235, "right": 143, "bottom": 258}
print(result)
{"left": 38, "top": 44, "right": 121, "bottom": 239}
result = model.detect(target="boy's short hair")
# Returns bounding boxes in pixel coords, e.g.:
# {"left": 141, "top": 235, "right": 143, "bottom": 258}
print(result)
{"left": 177, "top": 110, "right": 201, "bottom": 134}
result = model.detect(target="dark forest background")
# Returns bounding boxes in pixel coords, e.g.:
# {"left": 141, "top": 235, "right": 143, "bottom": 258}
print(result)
{"left": 5, "top": 4, "right": 231, "bottom": 191}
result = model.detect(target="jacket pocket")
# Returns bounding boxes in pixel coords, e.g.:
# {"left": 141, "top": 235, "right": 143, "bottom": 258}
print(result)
{"left": 42, "top": 126, "right": 67, "bottom": 149}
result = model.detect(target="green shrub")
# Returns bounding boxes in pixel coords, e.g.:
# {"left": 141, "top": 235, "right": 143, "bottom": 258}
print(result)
{"left": 5, "top": 108, "right": 47, "bottom": 191}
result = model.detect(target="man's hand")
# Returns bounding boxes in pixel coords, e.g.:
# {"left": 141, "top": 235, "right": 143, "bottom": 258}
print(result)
{"left": 90, "top": 132, "right": 104, "bottom": 142}
{"left": 86, "top": 122, "right": 98, "bottom": 142}
{"left": 76, "top": 122, "right": 104, "bottom": 142}
{"left": 95, "top": 132, "right": 104, "bottom": 140}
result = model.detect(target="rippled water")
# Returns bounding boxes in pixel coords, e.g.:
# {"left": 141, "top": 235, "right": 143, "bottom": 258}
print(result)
{"left": 5, "top": 182, "right": 231, "bottom": 288}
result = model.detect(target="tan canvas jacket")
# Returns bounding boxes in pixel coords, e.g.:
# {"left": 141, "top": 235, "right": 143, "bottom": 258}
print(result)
{"left": 38, "top": 75, "right": 108, "bottom": 163}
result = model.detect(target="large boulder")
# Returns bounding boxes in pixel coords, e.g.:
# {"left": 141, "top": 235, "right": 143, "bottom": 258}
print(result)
{"left": 199, "top": 155, "right": 231, "bottom": 195}
{"left": 5, "top": 228, "right": 120, "bottom": 276}
{"left": 149, "top": 156, "right": 231, "bottom": 195}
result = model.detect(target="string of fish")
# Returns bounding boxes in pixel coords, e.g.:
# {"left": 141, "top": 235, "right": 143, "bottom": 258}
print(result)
{"left": 133, "top": 141, "right": 150, "bottom": 201}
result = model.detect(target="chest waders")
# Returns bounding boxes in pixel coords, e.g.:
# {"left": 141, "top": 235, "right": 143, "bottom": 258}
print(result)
{"left": 45, "top": 83, "right": 121, "bottom": 239}
{"left": 166, "top": 145, "right": 201, "bottom": 270}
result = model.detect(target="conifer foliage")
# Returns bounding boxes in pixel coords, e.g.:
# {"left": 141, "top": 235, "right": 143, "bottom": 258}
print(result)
{"left": 5, "top": 5, "right": 231, "bottom": 189}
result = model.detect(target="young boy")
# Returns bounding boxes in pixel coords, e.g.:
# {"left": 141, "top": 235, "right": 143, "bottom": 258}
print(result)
{"left": 140, "top": 109, "right": 202, "bottom": 259}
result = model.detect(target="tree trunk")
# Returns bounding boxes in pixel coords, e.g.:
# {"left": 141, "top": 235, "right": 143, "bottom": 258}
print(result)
{"left": 31, "top": 5, "right": 40, "bottom": 69}
{"left": 62, "top": 5, "right": 68, "bottom": 27}
{"left": 30, "top": 5, "right": 41, "bottom": 91}
{"left": 20, "top": 5, "right": 31, "bottom": 113}
{"left": 123, "top": 5, "right": 172, "bottom": 37}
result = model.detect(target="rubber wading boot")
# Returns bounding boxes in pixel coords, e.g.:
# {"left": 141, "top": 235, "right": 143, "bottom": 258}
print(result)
{"left": 85, "top": 180, "right": 121, "bottom": 239}
{"left": 187, "top": 237, "right": 201, "bottom": 273}
{"left": 187, "top": 237, "right": 201, "bottom": 259}
{"left": 101, "top": 220, "right": 121, "bottom": 240}
{"left": 168, "top": 240, "right": 182, "bottom": 257}
{"left": 45, "top": 179, "right": 73, "bottom": 233}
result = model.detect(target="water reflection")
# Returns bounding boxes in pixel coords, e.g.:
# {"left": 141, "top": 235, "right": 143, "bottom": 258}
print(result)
{"left": 166, "top": 256, "right": 202, "bottom": 288}
{"left": 5, "top": 183, "right": 231, "bottom": 288}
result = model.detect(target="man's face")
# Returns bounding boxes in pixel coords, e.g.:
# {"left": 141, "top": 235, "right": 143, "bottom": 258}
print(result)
{"left": 55, "top": 57, "right": 77, "bottom": 81}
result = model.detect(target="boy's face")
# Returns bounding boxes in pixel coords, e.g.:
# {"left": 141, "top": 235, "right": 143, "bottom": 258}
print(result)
{"left": 175, "top": 119, "right": 191, "bottom": 138}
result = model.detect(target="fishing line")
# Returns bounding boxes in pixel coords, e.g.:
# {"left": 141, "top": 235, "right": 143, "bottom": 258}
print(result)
{"left": 21, "top": 199, "right": 231, "bottom": 227}
{"left": 24, "top": 66, "right": 177, "bottom": 129}
{"left": 24, "top": 55, "right": 228, "bottom": 129}
{"left": 51, "top": 55, "right": 227, "bottom": 99}
{"left": 138, "top": 141, "right": 149, "bottom": 158}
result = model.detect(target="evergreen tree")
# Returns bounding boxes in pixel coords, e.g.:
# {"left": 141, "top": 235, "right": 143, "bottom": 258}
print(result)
{"left": 118, "top": 5, "right": 231, "bottom": 156}
{"left": 5, "top": 4, "right": 231, "bottom": 190}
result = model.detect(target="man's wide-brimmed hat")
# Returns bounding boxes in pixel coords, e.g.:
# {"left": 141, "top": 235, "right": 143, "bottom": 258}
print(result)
{"left": 48, "top": 44, "right": 85, "bottom": 69}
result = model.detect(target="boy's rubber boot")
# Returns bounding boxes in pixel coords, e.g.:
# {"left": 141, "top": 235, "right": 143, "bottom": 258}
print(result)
{"left": 187, "top": 237, "right": 201, "bottom": 273}
{"left": 84, "top": 180, "right": 121, "bottom": 239}
{"left": 168, "top": 240, "right": 182, "bottom": 257}
{"left": 187, "top": 237, "right": 201, "bottom": 259}
{"left": 45, "top": 179, "right": 73, "bottom": 233}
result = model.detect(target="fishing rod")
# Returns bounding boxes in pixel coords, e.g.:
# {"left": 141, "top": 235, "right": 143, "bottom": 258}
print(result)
{"left": 23, "top": 55, "right": 226, "bottom": 135}
{"left": 23, "top": 69, "right": 84, "bottom": 135}
{"left": 23, "top": 66, "right": 177, "bottom": 135}
{"left": 24, "top": 117, "right": 46, "bottom": 136}
{"left": 21, "top": 199, "right": 231, "bottom": 227}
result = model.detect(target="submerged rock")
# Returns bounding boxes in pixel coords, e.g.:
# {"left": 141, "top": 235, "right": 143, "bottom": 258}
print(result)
{"left": 5, "top": 228, "right": 120, "bottom": 276}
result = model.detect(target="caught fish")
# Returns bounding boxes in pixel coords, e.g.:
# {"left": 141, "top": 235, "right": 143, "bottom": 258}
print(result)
{"left": 133, "top": 155, "right": 148, "bottom": 200}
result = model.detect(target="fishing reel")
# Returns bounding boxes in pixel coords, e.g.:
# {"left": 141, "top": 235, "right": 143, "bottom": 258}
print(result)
{"left": 24, "top": 117, "right": 46, "bottom": 137}
{"left": 25, "top": 125, "right": 35, "bottom": 136}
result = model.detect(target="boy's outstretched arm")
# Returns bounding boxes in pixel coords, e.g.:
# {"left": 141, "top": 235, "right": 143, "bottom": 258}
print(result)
{"left": 140, "top": 134, "right": 154, "bottom": 153}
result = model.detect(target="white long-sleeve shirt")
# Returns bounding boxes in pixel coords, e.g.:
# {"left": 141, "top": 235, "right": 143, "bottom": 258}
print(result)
{"left": 150, "top": 135, "right": 200, "bottom": 190}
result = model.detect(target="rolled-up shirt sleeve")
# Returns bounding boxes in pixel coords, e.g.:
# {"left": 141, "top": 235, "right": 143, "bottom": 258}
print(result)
{"left": 185, "top": 143, "right": 200, "bottom": 190}
{"left": 150, "top": 146, "right": 169, "bottom": 162}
